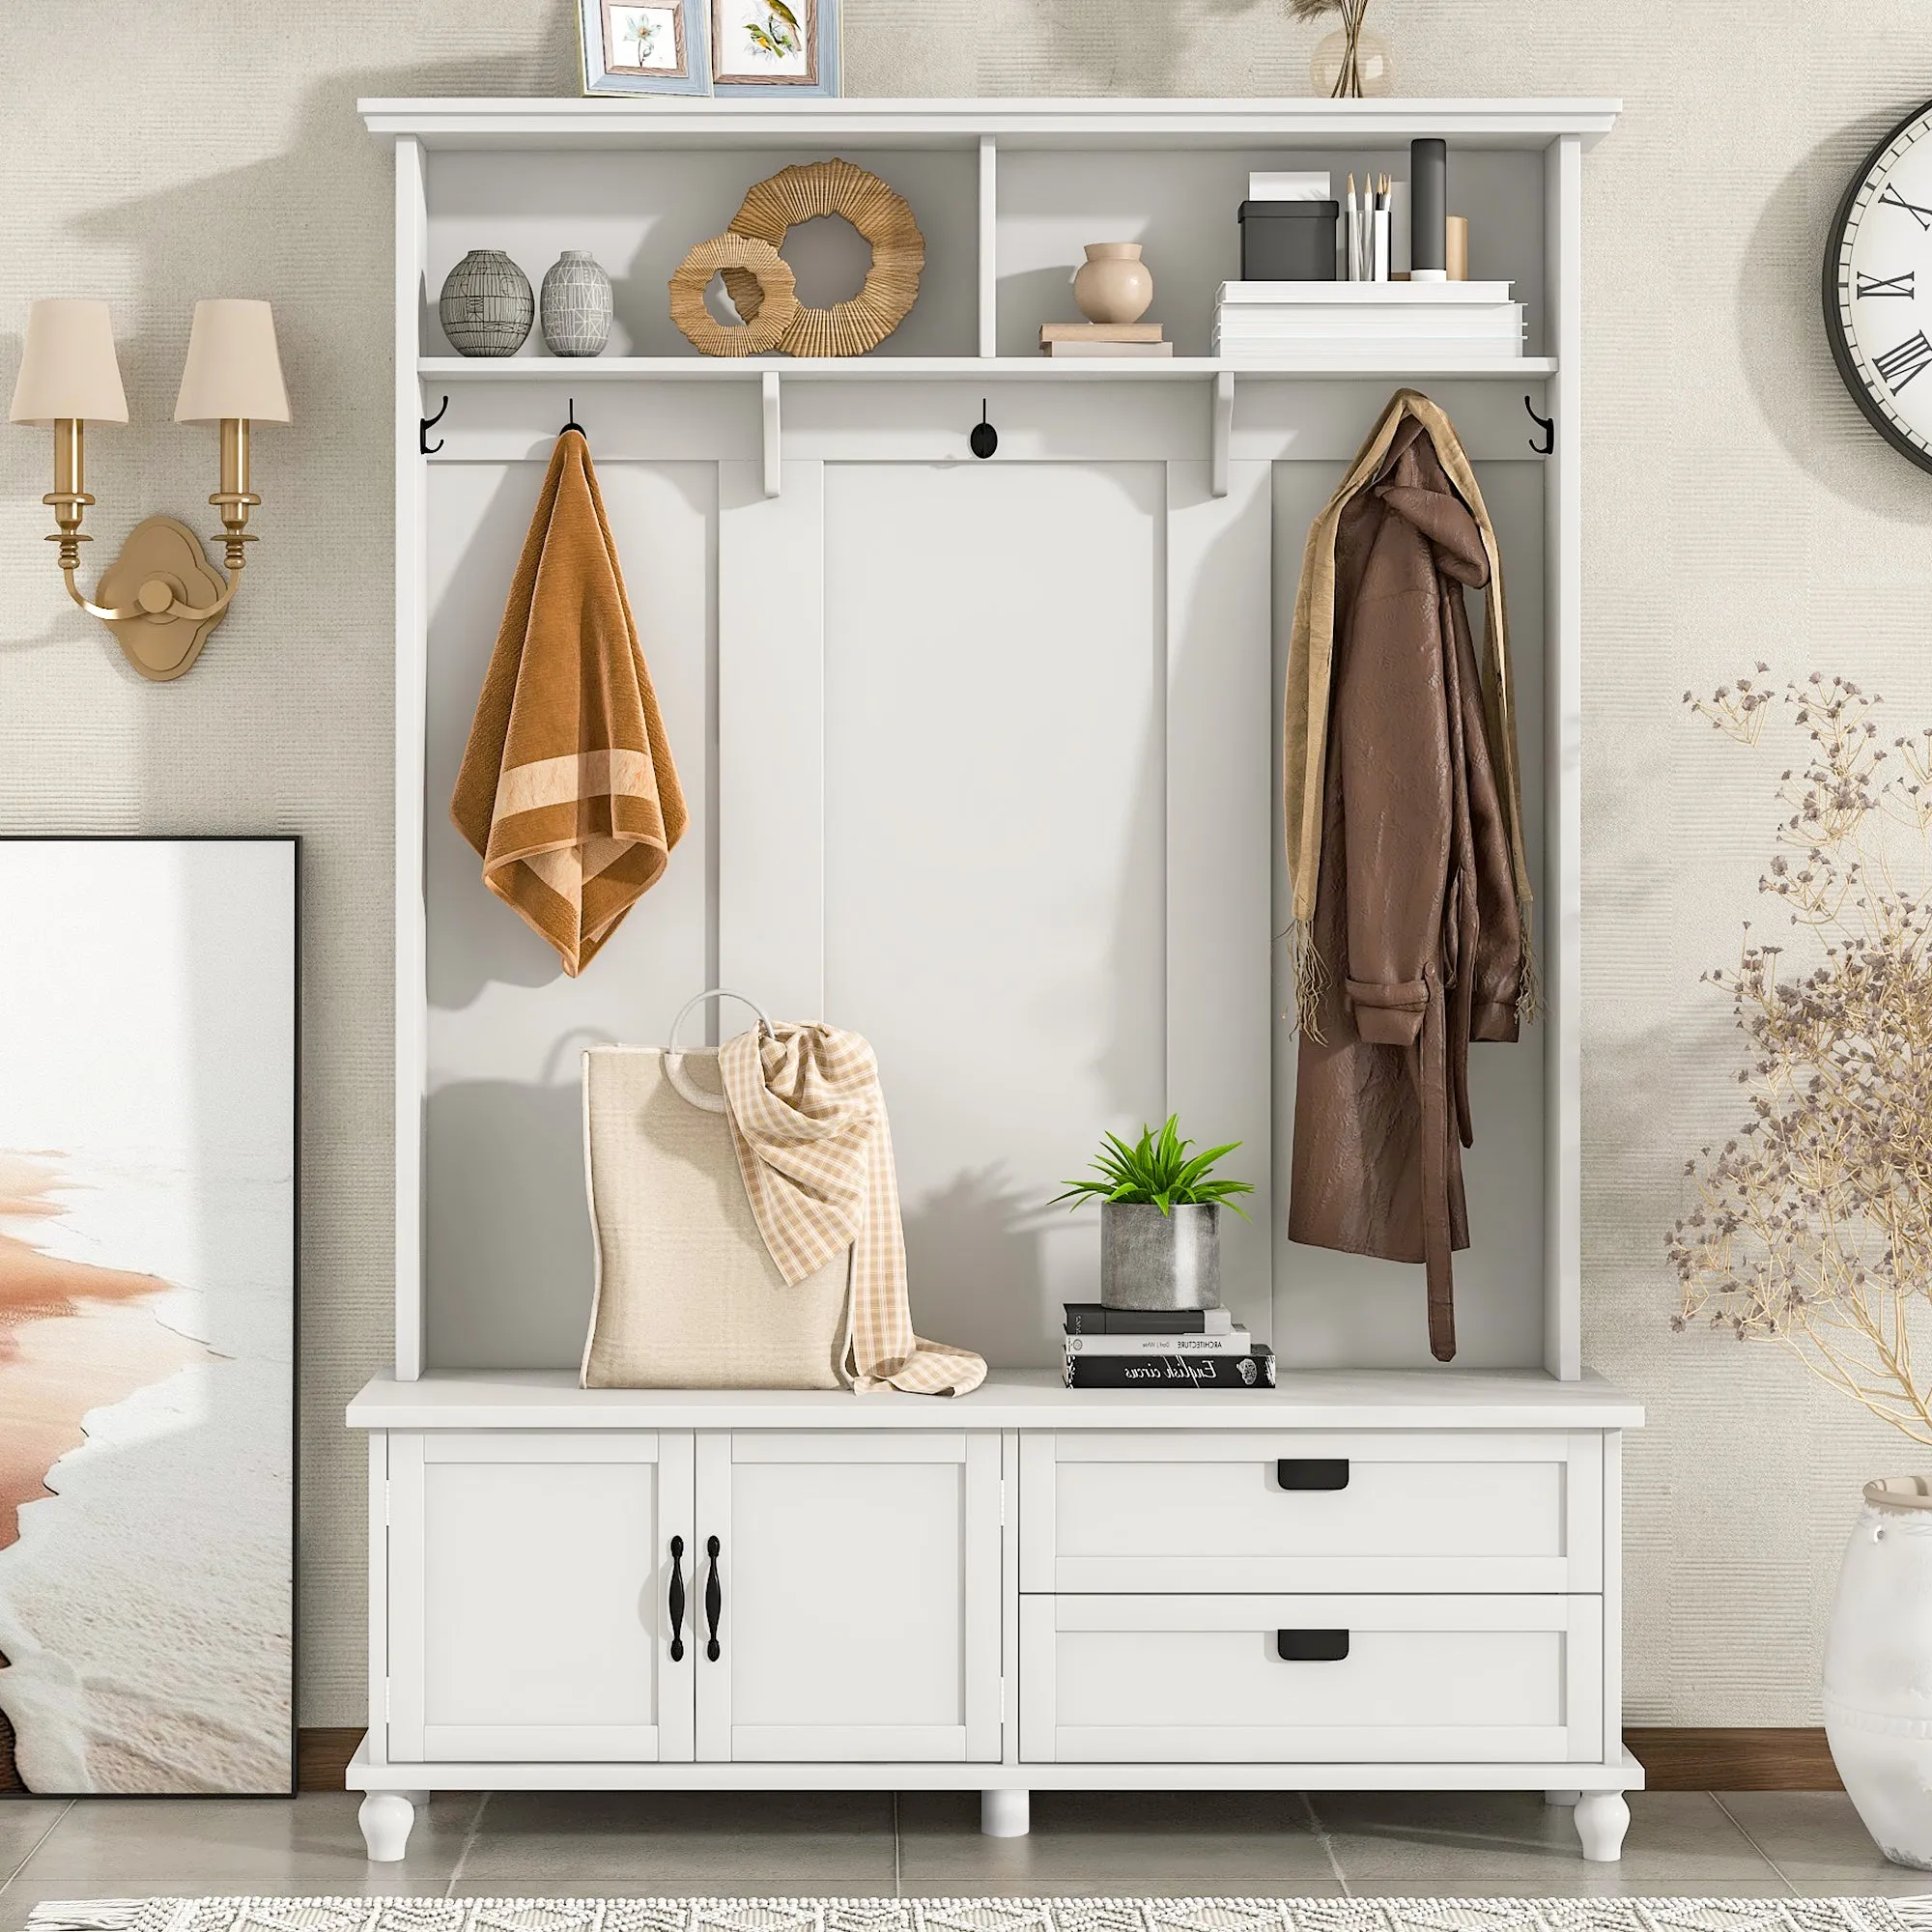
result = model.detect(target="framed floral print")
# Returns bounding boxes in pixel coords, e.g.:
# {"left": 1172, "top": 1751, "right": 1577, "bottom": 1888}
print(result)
{"left": 709, "top": 0, "right": 840, "bottom": 96}
{"left": 581, "top": 0, "right": 711, "bottom": 96}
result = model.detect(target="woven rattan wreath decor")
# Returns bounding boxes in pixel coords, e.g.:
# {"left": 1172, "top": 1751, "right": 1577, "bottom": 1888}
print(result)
{"left": 668, "top": 233, "right": 801, "bottom": 356}
{"left": 720, "top": 158, "right": 924, "bottom": 357}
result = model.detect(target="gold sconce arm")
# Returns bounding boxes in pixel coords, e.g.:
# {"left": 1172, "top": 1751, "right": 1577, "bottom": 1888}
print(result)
{"left": 60, "top": 557, "right": 239, "bottom": 626}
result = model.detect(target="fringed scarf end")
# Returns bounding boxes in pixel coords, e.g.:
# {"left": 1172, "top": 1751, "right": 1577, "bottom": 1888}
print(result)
{"left": 1291, "top": 919, "right": 1330, "bottom": 1042}
{"left": 1515, "top": 897, "right": 1542, "bottom": 1029}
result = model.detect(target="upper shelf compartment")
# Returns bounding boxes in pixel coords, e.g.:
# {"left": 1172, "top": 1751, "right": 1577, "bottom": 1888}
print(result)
{"left": 359, "top": 97, "right": 1623, "bottom": 153}
{"left": 383, "top": 98, "right": 1616, "bottom": 372}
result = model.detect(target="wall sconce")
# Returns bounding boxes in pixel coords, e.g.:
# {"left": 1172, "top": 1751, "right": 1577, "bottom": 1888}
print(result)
{"left": 10, "top": 298, "right": 290, "bottom": 681}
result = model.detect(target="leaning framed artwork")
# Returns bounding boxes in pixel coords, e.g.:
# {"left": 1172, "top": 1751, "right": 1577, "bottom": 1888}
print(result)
{"left": 709, "top": 0, "right": 839, "bottom": 96}
{"left": 0, "top": 837, "right": 297, "bottom": 1794}
{"left": 581, "top": 0, "right": 712, "bottom": 96}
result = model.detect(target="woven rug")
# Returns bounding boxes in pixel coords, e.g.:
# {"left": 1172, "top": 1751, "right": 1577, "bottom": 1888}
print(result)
{"left": 25, "top": 1904, "right": 1932, "bottom": 1932}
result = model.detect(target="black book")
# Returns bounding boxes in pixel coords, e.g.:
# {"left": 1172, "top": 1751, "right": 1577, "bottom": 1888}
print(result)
{"left": 1064, "top": 1300, "right": 1219, "bottom": 1336}
{"left": 1063, "top": 1345, "right": 1275, "bottom": 1390}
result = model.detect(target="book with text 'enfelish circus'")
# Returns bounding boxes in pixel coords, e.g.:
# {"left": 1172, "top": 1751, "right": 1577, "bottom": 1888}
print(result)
{"left": 1063, "top": 1346, "right": 1276, "bottom": 1390}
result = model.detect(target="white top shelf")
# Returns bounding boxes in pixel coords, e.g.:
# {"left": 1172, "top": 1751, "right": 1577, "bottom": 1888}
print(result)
{"left": 418, "top": 355, "right": 1558, "bottom": 384}
{"left": 361, "top": 96, "right": 1621, "bottom": 153}
{"left": 348, "top": 1367, "right": 1642, "bottom": 1433}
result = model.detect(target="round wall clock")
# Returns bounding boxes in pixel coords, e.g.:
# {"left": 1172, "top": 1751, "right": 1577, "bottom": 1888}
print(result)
{"left": 1826, "top": 99, "right": 1932, "bottom": 474}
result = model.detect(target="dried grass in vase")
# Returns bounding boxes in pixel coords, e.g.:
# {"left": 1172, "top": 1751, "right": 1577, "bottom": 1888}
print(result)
{"left": 1668, "top": 668, "right": 1932, "bottom": 1444}
{"left": 1290, "top": 0, "right": 1378, "bottom": 99}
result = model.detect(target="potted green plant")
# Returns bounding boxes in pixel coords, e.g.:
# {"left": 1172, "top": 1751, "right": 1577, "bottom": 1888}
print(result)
{"left": 1054, "top": 1115, "right": 1253, "bottom": 1310}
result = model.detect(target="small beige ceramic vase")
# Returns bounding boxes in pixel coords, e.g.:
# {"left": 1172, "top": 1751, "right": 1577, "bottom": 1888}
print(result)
{"left": 1073, "top": 242, "right": 1153, "bottom": 325}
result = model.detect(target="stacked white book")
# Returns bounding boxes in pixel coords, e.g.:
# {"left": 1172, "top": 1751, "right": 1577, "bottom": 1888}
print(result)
{"left": 1213, "top": 281, "right": 1524, "bottom": 362}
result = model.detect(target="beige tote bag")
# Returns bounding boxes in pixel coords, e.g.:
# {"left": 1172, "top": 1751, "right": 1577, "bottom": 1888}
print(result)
{"left": 581, "top": 990, "right": 853, "bottom": 1390}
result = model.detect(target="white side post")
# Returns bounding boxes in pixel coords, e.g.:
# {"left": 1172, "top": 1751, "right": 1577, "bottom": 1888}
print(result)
{"left": 1543, "top": 130, "right": 1583, "bottom": 1381}
{"left": 366, "top": 1432, "right": 390, "bottom": 1765}
{"left": 393, "top": 132, "right": 429, "bottom": 1381}
{"left": 978, "top": 134, "right": 998, "bottom": 357}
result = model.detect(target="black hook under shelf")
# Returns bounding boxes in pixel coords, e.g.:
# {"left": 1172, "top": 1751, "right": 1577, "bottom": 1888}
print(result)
{"left": 562, "top": 397, "right": 585, "bottom": 438}
{"left": 970, "top": 398, "right": 997, "bottom": 460}
{"left": 1524, "top": 394, "right": 1554, "bottom": 457}
{"left": 419, "top": 393, "right": 449, "bottom": 456}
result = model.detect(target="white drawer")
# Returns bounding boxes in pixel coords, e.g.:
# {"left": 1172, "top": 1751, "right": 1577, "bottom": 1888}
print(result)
{"left": 1019, "top": 1592, "right": 1604, "bottom": 1764}
{"left": 1019, "top": 1430, "right": 1602, "bottom": 1593}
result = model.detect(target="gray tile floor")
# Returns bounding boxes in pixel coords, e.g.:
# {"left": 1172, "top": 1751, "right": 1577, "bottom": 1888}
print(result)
{"left": 0, "top": 1790, "right": 1922, "bottom": 1927}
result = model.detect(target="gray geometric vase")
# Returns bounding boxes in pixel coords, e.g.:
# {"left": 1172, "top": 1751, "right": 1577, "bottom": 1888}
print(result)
{"left": 439, "top": 249, "right": 533, "bottom": 357}
{"left": 541, "top": 250, "right": 613, "bottom": 356}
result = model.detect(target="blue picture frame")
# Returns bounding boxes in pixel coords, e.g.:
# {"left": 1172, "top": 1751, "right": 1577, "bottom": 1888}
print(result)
{"left": 708, "top": 0, "right": 839, "bottom": 98}
{"left": 580, "top": 0, "right": 711, "bottom": 97}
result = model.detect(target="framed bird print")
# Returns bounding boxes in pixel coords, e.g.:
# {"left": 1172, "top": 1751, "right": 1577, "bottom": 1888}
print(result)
{"left": 580, "top": 0, "right": 711, "bottom": 96}
{"left": 709, "top": 0, "right": 838, "bottom": 95}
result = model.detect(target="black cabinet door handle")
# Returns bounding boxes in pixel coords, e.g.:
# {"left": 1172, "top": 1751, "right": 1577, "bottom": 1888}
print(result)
{"left": 1276, "top": 1629, "right": 1350, "bottom": 1662}
{"left": 704, "top": 1534, "right": 723, "bottom": 1662}
{"left": 668, "top": 1535, "right": 686, "bottom": 1662}
{"left": 1277, "top": 1458, "right": 1350, "bottom": 1491}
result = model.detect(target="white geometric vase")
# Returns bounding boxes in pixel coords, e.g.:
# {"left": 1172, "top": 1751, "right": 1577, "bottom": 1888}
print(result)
{"left": 541, "top": 250, "right": 613, "bottom": 356}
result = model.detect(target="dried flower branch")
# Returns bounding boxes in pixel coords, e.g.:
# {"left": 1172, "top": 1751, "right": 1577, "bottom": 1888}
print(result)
{"left": 1669, "top": 669, "right": 1932, "bottom": 1444}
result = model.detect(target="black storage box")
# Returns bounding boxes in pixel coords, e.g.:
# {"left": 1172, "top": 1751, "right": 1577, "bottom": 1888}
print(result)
{"left": 1238, "top": 199, "right": 1339, "bottom": 281}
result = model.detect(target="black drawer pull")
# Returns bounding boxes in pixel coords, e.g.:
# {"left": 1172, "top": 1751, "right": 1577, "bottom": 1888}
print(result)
{"left": 1277, "top": 1458, "right": 1350, "bottom": 1491}
{"left": 668, "top": 1535, "right": 686, "bottom": 1662}
{"left": 704, "top": 1534, "right": 723, "bottom": 1662}
{"left": 1277, "top": 1629, "right": 1350, "bottom": 1662}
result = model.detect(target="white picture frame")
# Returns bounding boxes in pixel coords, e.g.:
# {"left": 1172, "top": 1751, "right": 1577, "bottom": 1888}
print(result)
{"left": 582, "top": 0, "right": 711, "bottom": 96}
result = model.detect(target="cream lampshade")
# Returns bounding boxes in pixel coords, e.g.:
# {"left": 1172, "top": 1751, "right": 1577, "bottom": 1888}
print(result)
{"left": 9, "top": 298, "right": 128, "bottom": 426}
{"left": 174, "top": 298, "right": 290, "bottom": 423}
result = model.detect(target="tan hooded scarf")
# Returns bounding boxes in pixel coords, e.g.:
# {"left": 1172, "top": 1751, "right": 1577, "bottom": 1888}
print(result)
{"left": 1284, "top": 388, "right": 1535, "bottom": 1033}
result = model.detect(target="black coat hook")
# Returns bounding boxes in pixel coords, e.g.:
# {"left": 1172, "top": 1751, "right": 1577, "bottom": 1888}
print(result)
{"left": 561, "top": 397, "right": 584, "bottom": 438}
{"left": 969, "top": 398, "right": 997, "bottom": 460}
{"left": 419, "top": 393, "right": 449, "bottom": 456}
{"left": 1524, "top": 394, "right": 1554, "bottom": 456}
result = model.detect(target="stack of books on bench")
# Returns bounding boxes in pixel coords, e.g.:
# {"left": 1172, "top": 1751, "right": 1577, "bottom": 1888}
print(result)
{"left": 1063, "top": 1302, "right": 1275, "bottom": 1389}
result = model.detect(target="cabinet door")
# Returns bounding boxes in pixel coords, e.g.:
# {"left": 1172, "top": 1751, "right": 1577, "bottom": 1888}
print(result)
{"left": 696, "top": 1431, "right": 1002, "bottom": 1762}
{"left": 388, "top": 1431, "right": 695, "bottom": 1763}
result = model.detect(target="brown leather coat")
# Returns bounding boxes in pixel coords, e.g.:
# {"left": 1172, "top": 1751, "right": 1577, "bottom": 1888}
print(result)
{"left": 1287, "top": 414, "right": 1522, "bottom": 1362}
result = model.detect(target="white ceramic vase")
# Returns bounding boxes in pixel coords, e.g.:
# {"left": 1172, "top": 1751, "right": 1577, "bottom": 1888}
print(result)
{"left": 1824, "top": 1476, "right": 1932, "bottom": 1868}
{"left": 541, "top": 249, "right": 613, "bottom": 356}
{"left": 1072, "top": 242, "right": 1153, "bottom": 325}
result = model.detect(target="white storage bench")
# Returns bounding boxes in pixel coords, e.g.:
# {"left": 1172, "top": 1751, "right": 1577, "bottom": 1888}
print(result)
{"left": 348, "top": 1369, "right": 1641, "bottom": 1862}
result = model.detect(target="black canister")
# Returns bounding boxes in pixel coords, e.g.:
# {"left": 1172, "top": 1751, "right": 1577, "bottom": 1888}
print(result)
{"left": 1237, "top": 199, "right": 1340, "bottom": 281}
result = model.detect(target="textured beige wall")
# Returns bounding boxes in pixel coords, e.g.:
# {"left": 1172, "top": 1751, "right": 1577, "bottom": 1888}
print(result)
{"left": 2, "top": 2, "right": 1929, "bottom": 1728}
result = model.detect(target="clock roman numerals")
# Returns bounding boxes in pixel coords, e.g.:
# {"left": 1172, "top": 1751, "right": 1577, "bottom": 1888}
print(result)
{"left": 1874, "top": 329, "right": 1932, "bottom": 390}
{"left": 1858, "top": 270, "right": 1917, "bottom": 298}
{"left": 1879, "top": 184, "right": 1932, "bottom": 230}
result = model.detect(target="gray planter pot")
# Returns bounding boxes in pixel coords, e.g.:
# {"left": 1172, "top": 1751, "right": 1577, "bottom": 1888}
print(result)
{"left": 1100, "top": 1201, "right": 1221, "bottom": 1310}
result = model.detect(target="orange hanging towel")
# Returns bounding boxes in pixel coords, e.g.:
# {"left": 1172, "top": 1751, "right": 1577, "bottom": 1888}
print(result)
{"left": 452, "top": 428, "right": 688, "bottom": 977}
